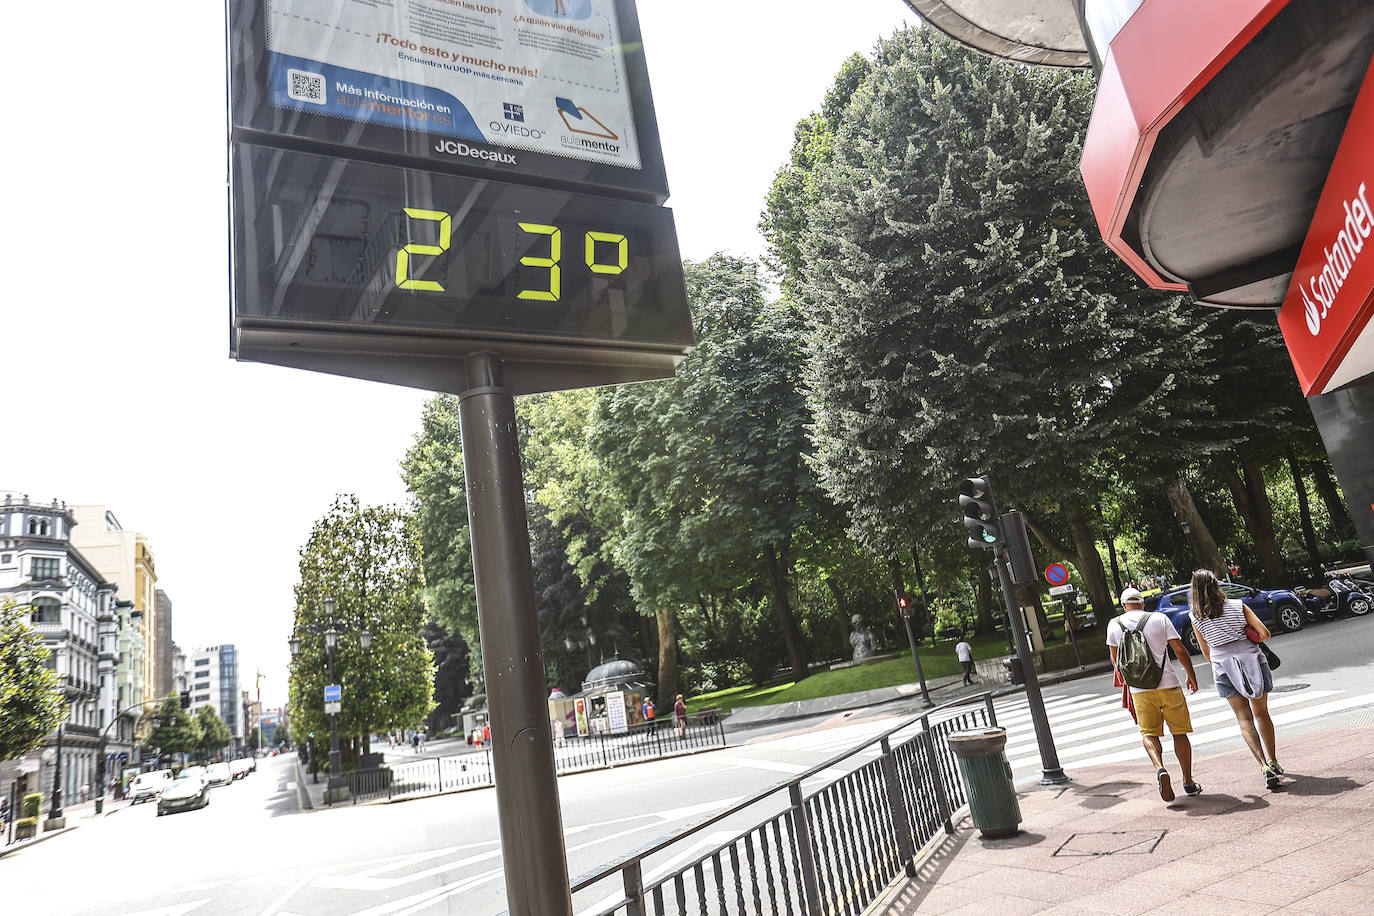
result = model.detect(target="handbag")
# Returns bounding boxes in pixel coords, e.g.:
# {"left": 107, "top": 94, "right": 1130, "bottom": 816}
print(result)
{"left": 1244, "top": 623, "right": 1281, "bottom": 670}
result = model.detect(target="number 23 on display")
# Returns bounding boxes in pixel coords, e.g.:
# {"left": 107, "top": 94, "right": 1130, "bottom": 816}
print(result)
{"left": 394, "top": 208, "right": 629, "bottom": 301}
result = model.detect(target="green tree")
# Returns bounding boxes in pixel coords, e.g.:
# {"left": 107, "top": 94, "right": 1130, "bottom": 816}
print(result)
{"left": 778, "top": 27, "right": 1226, "bottom": 619}
{"left": 288, "top": 495, "right": 435, "bottom": 765}
{"left": 273, "top": 722, "right": 292, "bottom": 747}
{"left": 145, "top": 694, "right": 201, "bottom": 758}
{"left": 0, "top": 598, "right": 65, "bottom": 761}
{"left": 195, "top": 704, "right": 233, "bottom": 759}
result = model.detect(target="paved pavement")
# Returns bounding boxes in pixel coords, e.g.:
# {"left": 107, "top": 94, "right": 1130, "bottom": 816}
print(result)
{"left": 872, "top": 723, "right": 1374, "bottom": 914}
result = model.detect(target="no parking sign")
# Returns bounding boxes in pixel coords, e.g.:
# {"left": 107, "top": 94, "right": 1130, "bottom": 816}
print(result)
{"left": 1044, "top": 563, "right": 1070, "bottom": 586}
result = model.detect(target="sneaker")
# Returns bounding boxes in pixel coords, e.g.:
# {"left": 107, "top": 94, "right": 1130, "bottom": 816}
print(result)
{"left": 1263, "top": 766, "right": 1282, "bottom": 790}
{"left": 1267, "top": 760, "right": 1285, "bottom": 775}
{"left": 1157, "top": 767, "right": 1175, "bottom": 801}
{"left": 1183, "top": 781, "right": 1203, "bottom": 797}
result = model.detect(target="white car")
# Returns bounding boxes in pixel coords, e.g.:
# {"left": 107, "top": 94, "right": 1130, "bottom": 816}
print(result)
{"left": 180, "top": 765, "right": 208, "bottom": 785}
{"left": 228, "top": 758, "right": 252, "bottom": 779}
{"left": 128, "top": 769, "right": 174, "bottom": 804}
{"left": 205, "top": 762, "right": 234, "bottom": 787}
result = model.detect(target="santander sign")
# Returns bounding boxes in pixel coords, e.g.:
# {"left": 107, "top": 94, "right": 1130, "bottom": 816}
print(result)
{"left": 1279, "top": 56, "right": 1374, "bottom": 396}
{"left": 1297, "top": 183, "right": 1373, "bottom": 337}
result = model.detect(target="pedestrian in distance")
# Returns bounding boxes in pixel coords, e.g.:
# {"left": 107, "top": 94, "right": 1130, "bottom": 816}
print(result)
{"left": 1188, "top": 568, "right": 1285, "bottom": 789}
{"left": 1107, "top": 587, "right": 1202, "bottom": 802}
{"left": 412, "top": 732, "right": 420, "bottom": 753}
{"left": 642, "top": 697, "right": 655, "bottom": 723}
{"left": 955, "top": 635, "right": 975, "bottom": 685}
{"left": 673, "top": 694, "right": 687, "bottom": 739}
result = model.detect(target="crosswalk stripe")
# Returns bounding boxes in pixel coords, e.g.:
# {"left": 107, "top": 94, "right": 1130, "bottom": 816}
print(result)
{"left": 1009, "top": 690, "right": 1374, "bottom": 772}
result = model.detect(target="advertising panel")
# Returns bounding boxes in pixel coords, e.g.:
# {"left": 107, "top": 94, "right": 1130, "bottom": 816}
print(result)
{"left": 1279, "top": 56, "right": 1374, "bottom": 395}
{"left": 604, "top": 690, "right": 628, "bottom": 734}
{"left": 229, "top": 0, "right": 669, "bottom": 201}
{"left": 574, "top": 697, "right": 588, "bottom": 736}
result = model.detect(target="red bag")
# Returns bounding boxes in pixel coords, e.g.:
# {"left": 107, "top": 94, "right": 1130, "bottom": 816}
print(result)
{"left": 1113, "top": 667, "right": 1138, "bottom": 723}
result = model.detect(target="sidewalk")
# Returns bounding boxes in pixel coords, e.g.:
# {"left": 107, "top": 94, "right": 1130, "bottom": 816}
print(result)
{"left": 870, "top": 724, "right": 1374, "bottom": 914}
{"left": 0, "top": 796, "right": 131, "bottom": 858}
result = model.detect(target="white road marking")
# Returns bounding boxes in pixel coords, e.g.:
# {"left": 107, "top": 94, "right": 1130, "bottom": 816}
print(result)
{"left": 116, "top": 900, "right": 211, "bottom": 916}
{"left": 709, "top": 755, "right": 848, "bottom": 783}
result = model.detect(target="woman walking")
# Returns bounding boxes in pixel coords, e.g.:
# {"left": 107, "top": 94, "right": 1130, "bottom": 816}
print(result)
{"left": 1188, "top": 569, "right": 1284, "bottom": 789}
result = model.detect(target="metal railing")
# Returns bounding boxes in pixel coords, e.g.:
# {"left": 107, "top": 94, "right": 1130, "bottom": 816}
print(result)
{"left": 328, "top": 714, "right": 728, "bottom": 806}
{"left": 569, "top": 693, "right": 996, "bottom": 916}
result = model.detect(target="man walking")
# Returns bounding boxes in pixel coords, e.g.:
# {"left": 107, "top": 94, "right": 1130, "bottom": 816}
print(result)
{"left": 955, "top": 636, "right": 975, "bottom": 685}
{"left": 1106, "top": 588, "right": 1202, "bottom": 801}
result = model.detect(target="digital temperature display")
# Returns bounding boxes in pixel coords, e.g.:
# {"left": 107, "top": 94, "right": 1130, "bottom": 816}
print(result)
{"left": 231, "top": 144, "right": 692, "bottom": 354}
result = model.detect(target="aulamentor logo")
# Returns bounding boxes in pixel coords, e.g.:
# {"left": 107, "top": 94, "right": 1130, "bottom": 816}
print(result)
{"left": 1301, "top": 182, "right": 1373, "bottom": 336}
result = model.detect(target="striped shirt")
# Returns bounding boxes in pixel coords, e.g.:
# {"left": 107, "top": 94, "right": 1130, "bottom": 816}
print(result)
{"left": 1191, "top": 598, "right": 1248, "bottom": 647}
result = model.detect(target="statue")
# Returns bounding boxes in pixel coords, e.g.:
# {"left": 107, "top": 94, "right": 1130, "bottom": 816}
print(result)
{"left": 849, "top": 614, "right": 877, "bottom": 661}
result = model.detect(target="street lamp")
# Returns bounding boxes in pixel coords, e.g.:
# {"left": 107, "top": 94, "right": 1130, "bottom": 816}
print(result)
{"left": 288, "top": 594, "right": 370, "bottom": 791}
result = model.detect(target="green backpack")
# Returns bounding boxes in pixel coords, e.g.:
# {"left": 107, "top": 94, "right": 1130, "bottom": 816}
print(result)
{"left": 1116, "top": 612, "right": 1165, "bottom": 689}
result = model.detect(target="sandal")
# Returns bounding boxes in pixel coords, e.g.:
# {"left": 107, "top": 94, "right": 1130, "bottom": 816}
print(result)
{"left": 1183, "top": 781, "right": 1203, "bottom": 797}
{"left": 1157, "top": 767, "right": 1175, "bottom": 801}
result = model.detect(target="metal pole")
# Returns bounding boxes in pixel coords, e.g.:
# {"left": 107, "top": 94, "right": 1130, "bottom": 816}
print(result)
{"left": 49, "top": 724, "right": 65, "bottom": 820}
{"left": 901, "top": 612, "right": 933, "bottom": 707}
{"left": 993, "top": 550, "right": 1068, "bottom": 785}
{"left": 95, "top": 736, "right": 106, "bottom": 814}
{"left": 327, "top": 641, "right": 341, "bottom": 786}
{"left": 1063, "top": 597, "right": 1083, "bottom": 668}
{"left": 458, "top": 352, "right": 572, "bottom": 916}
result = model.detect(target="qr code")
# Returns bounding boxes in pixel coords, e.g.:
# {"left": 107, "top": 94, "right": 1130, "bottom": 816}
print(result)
{"left": 287, "top": 68, "right": 326, "bottom": 105}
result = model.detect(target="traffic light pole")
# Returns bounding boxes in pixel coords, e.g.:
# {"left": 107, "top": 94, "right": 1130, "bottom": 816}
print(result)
{"left": 993, "top": 546, "right": 1068, "bottom": 785}
{"left": 459, "top": 353, "right": 572, "bottom": 916}
{"left": 901, "top": 611, "right": 934, "bottom": 707}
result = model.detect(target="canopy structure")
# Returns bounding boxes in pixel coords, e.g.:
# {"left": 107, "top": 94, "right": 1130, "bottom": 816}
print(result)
{"left": 901, "top": 0, "right": 1092, "bottom": 68}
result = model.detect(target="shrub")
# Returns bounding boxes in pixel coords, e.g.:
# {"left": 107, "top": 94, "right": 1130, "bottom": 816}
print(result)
{"left": 15, "top": 816, "right": 38, "bottom": 833}
{"left": 21, "top": 792, "right": 42, "bottom": 819}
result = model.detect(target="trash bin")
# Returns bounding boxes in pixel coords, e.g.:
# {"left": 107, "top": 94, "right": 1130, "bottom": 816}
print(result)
{"left": 948, "top": 728, "right": 1021, "bottom": 839}
{"left": 1002, "top": 656, "right": 1024, "bottom": 685}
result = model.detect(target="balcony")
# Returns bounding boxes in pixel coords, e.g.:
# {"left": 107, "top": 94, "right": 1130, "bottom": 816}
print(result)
{"left": 64, "top": 723, "right": 99, "bottom": 739}
{"left": 61, "top": 675, "right": 98, "bottom": 698}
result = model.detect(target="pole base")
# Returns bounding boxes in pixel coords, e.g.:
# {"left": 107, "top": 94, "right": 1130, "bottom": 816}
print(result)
{"left": 1039, "top": 769, "right": 1072, "bottom": 786}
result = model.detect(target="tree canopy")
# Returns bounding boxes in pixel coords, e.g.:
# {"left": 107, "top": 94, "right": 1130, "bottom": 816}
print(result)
{"left": 0, "top": 598, "right": 65, "bottom": 762}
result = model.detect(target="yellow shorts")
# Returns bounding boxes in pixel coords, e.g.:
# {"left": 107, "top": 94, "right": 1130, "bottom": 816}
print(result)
{"left": 1133, "top": 686, "right": 1192, "bottom": 737}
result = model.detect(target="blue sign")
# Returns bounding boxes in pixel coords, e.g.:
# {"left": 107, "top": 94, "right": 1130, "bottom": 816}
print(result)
{"left": 324, "top": 684, "right": 342, "bottom": 703}
{"left": 1045, "top": 563, "right": 1070, "bottom": 586}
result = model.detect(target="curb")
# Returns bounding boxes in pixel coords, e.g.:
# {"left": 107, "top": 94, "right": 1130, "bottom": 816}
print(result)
{"left": 293, "top": 758, "right": 314, "bottom": 811}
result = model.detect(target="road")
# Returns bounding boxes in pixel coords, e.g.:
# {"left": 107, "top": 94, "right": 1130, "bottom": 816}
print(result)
{"left": 7, "top": 614, "right": 1371, "bottom": 916}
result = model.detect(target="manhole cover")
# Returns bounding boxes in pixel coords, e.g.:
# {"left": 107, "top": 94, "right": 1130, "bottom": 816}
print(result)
{"left": 1271, "top": 683, "right": 1310, "bottom": 694}
{"left": 1053, "top": 830, "right": 1166, "bottom": 857}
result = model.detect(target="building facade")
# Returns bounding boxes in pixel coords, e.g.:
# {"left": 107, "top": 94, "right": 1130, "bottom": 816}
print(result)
{"left": 70, "top": 505, "right": 161, "bottom": 703}
{"left": 188, "top": 645, "right": 242, "bottom": 743}
{"left": 154, "top": 589, "right": 174, "bottom": 699}
{"left": 0, "top": 494, "right": 120, "bottom": 804}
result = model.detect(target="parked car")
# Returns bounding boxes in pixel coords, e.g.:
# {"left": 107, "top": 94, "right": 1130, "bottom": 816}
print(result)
{"left": 229, "top": 758, "right": 252, "bottom": 780}
{"left": 128, "top": 769, "right": 174, "bottom": 804}
{"left": 180, "top": 765, "right": 208, "bottom": 785}
{"left": 1146, "top": 582, "right": 1304, "bottom": 653}
{"left": 156, "top": 775, "right": 210, "bottom": 816}
{"left": 205, "top": 762, "right": 234, "bottom": 787}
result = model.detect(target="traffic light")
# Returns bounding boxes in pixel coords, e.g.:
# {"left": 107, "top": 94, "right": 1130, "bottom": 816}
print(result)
{"left": 179, "top": 690, "right": 191, "bottom": 709}
{"left": 960, "top": 476, "right": 1002, "bottom": 549}
{"left": 895, "top": 591, "right": 911, "bottom": 617}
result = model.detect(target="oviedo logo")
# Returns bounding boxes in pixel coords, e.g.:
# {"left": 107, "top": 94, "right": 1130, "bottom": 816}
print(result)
{"left": 1301, "top": 182, "right": 1373, "bottom": 336}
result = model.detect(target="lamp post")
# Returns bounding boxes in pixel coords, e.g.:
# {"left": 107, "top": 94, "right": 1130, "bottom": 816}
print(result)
{"left": 48, "top": 723, "right": 65, "bottom": 822}
{"left": 288, "top": 595, "right": 371, "bottom": 791}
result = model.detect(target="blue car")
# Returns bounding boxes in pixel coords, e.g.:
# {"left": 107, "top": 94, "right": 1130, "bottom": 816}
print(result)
{"left": 1146, "top": 583, "right": 1305, "bottom": 654}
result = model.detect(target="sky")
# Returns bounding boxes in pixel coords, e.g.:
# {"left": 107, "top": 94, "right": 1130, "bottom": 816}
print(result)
{"left": 1, "top": 1, "right": 915, "bottom": 709}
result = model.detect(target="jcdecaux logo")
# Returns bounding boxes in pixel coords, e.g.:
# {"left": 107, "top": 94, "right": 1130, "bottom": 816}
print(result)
{"left": 1300, "top": 182, "right": 1373, "bottom": 336}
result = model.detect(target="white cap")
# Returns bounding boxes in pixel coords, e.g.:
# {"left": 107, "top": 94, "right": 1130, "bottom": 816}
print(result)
{"left": 1120, "top": 587, "right": 1144, "bottom": 604}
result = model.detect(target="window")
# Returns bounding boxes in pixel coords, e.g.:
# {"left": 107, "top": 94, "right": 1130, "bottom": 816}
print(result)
{"left": 194, "top": 681, "right": 209, "bottom": 691}
{"left": 1, "top": 553, "right": 11, "bottom": 563}
{"left": 194, "top": 658, "right": 209, "bottom": 667}
{"left": 26, "top": 518, "right": 50, "bottom": 536}
{"left": 31, "top": 557, "right": 60, "bottom": 579}
{"left": 195, "top": 694, "right": 210, "bottom": 703}
{"left": 1220, "top": 584, "right": 1255, "bottom": 599}
{"left": 30, "top": 597, "right": 60, "bottom": 624}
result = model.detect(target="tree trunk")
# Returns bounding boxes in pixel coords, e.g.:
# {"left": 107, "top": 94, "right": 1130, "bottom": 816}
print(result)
{"left": 763, "top": 543, "right": 808, "bottom": 680}
{"left": 973, "top": 562, "right": 995, "bottom": 636}
{"left": 655, "top": 606, "right": 679, "bottom": 708}
{"left": 909, "top": 548, "right": 934, "bottom": 645}
{"left": 1310, "top": 459, "right": 1356, "bottom": 541}
{"left": 825, "top": 577, "right": 852, "bottom": 655}
{"left": 1217, "top": 454, "right": 1286, "bottom": 587}
{"left": 1063, "top": 498, "right": 1112, "bottom": 622}
{"left": 1288, "top": 451, "right": 1322, "bottom": 580}
{"left": 1105, "top": 534, "right": 1123, "bottom": 597}
{"left": 887, "top": 555, "right": 907, "bottom": 634}
{"left": 1166, "top": 476, "right": 1225, "bottom": 574}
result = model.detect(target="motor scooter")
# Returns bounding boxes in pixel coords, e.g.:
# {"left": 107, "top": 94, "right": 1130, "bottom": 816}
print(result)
{"left": 1296, "top": 575, "right": 1374, "bottom": 621}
